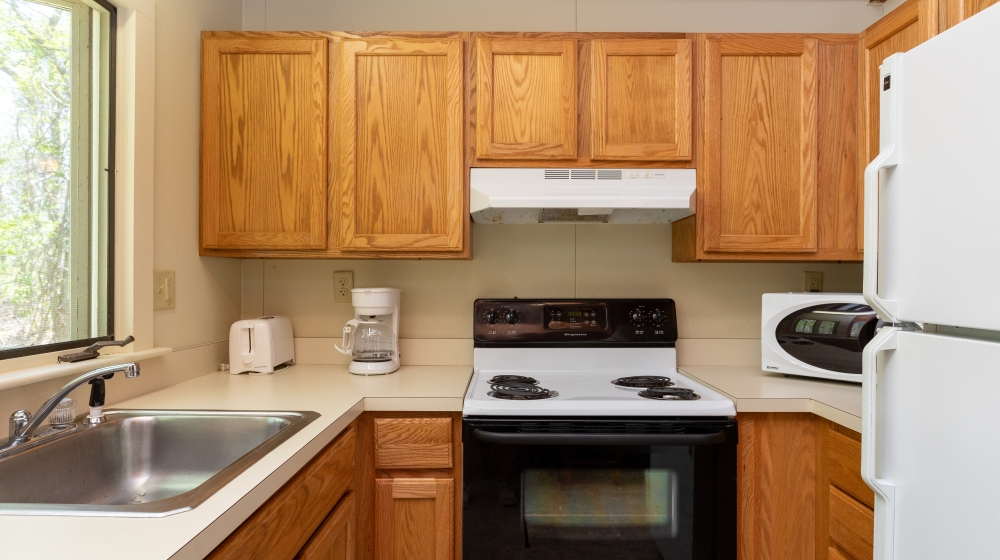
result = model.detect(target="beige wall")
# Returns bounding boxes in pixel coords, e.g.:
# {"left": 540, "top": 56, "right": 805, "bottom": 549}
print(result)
{"left": 0, "top": 0, "right": 243, "bottom": 423}
{"left": 239, "top": 0, "right": 871, "bottom": 368}
{"left": 244, "top": 225, "right": 862, "bottom": 366}
{"left": 243, "top": 0, "right": 885, "bottom": 32}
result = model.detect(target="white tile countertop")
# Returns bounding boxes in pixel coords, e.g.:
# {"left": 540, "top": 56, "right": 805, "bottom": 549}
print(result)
{"left": 0, "top": 364, "right": 473, "bottom": 560}
{"left": 679, "top": 365, "right": 862, "bottom": 431}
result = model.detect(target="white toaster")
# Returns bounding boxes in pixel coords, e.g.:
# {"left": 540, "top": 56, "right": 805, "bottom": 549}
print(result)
{"left": 229, "top": 316, "right": 295, "bottom": 374}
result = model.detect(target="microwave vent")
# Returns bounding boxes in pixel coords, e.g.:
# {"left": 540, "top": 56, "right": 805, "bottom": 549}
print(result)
{"left": 544, "top": 169, "right": 570, "bottom": 180}
{"left": 570, "top": 169, "right": 596, "bottom": 180}
{"left": 597, "top": 169, "right": 623, "bottom": 180}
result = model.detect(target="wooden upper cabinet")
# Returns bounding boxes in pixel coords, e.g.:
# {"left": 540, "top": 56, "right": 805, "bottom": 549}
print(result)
{"left": 201, "top": 35, "right": 327, "bottom": 251}
{"left": 375, "top": 478, "right": 455, "bottom": 560}
{"left": 339, "top": 38, "right": 464, "bottom": 252}
{"left": 475, "top": 38, "right": 578, "bottom": 159}
{"left": 943, "top": 0, "right": 1000, "bottom": 30}
{"left": 702, "top": 35, "right": 819, "bottom": 253}
{"left": 590, "top": 39, "right": 692, "bottom": 161}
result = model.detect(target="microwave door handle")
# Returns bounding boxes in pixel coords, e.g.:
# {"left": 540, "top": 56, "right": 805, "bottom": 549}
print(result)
{"left": 862, "top": 325, "right": 898, "bottom": 560}
{"left": 472, "top": 429, "right": 727, "bottom": 446}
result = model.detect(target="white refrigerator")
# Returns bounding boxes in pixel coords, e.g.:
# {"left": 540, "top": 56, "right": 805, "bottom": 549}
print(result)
{"left": 863, "top": 5, "right": 1000, "bottom": 560}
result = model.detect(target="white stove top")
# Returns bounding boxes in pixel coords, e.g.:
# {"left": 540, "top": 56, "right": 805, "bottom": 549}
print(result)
{"left": 464, "top": 347, "right": 736, "bottom": 417}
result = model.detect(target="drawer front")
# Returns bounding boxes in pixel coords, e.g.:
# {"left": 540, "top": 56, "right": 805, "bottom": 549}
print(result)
{"left": 375, "top": 417, "right": 453, "bottom": 469}
{"left": 209, "top": 425, "right": 357, "bottom": 560}
{"left": 828, "top": 426, "right": 875, "bottom": 509}
{"left": 829, "top": 486, "right": 874, "bottom": 560}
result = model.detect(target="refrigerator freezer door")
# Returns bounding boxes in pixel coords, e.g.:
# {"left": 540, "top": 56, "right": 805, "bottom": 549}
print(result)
{"left": 863, "top": 329, "right": 1000, "bottom": 559}
{"left": 866, "top": 6, "right": 1000, "bottom": 330}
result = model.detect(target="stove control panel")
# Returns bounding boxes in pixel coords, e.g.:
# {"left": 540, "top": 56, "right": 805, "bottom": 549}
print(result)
{"left": 474, "top": 299, "right": 677, "bottom": 346}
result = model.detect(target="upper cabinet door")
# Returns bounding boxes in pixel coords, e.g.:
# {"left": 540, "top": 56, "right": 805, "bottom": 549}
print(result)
{"left": 201, "top": 36, "right": 327, "bottom": 251}
{"left": 475, "top": 38, "right": 578, "bottom": 160}
{"left": 339, "top": 38, "right": 464, "bottom": 252}
{"left": 702, "top": 36, "right": 818, "bottom": 253}
{"left": 590, "top": 39, "right": 692, "bottom": 161}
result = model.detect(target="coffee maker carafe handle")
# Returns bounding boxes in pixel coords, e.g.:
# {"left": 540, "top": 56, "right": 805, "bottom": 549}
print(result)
{"left": 334, "top": 319, "right": 360, "bottom": 356}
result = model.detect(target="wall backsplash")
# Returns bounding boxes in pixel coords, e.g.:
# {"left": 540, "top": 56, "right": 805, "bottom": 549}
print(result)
{"left": 242, "top": 224, "right": 862, "bottom": 366}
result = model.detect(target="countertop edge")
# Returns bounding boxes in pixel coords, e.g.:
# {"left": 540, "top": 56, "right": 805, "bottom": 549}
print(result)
{"left": 679, "top": 367, "right": 862, "bottom": 432}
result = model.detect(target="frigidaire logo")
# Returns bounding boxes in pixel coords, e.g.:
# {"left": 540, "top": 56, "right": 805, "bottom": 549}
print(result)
{"left": 563, "top": 333, "right": 588, "bottom": 337}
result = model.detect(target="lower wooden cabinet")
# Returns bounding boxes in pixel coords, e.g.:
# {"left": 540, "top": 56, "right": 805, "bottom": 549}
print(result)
{"left": 737, "top": 413, "right": 875, "bottom": 560}
{"left": 208, "top": 424, "right": 357, "bottom": 560}
{"left": 375, "top": 478, "right": 455, "bottom": 560}
{"left": 297, "top": 493, "right": 355, "bottom": 560}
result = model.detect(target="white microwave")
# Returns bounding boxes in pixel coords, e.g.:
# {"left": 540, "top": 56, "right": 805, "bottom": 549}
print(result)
{"left": 761, "top": 293, "right": 879, "bottom": 383}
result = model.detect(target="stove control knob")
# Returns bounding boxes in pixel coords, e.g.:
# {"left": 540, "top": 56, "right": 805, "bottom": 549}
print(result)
{"left": 650, "top": 309, "right": 664, "bottom": 326}
{"left": 504, "top": 310, "right": 519, "bottom": 325}
{"left": 485, "top": 310, "right": 500, "bottom": 325}
{"left": 630, "top": 309, "right": 645, "bottom": 326}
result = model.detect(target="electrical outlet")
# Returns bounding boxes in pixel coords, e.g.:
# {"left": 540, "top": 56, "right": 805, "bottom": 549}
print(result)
{"left": 154, "top": 269, "right": 176, "bottom": 310}
{"left": 803, "top": 271, "right": 824, "bottom": 292}
{"left": 334, "top": 271, "right": 354, "bottom": 303}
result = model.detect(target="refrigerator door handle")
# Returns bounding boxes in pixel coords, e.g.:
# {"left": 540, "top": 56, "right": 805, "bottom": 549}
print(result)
{"left": 862, "top": 325, "right": 899, "bottom": 560}
{"left": 863, "top": 54, "right": 903, "bottom": 323}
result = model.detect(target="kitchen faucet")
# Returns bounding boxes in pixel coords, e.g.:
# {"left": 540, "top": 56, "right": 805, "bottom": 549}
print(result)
{"left": 3, "top": 362, "right": 140, "bottom": 452}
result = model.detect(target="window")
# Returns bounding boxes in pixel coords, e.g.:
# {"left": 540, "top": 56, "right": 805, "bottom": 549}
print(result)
{"left": 0, "top": 0, "right": 116, "bottom": 358}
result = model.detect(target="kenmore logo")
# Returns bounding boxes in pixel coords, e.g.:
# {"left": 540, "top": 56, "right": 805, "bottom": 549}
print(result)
{"left": 766, "top": 365, "right": 779, "bottom": 370}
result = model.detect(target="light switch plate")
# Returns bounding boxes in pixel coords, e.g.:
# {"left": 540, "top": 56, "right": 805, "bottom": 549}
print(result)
{"left": 803, "top": 271, "right": 823, "bottom": 292}
{"left": 154, "top": 269, "right": 176, "bottom": 310}
{"left": 334, "top": 271, "right": 353, "bottom": 303}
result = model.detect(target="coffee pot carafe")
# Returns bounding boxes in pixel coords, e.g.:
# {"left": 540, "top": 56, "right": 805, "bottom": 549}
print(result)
{"left": 335, "top": 288, "right": 400, "bottom": 375}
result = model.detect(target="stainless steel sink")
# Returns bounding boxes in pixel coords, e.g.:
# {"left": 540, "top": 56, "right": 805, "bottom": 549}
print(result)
{"left": 0, "top": 409, "right": 319, "bottom": 517}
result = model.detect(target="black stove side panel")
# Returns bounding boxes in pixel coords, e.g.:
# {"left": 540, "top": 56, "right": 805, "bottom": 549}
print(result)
{"left": 474, "top": 299, "right": 678, "bottom": 347}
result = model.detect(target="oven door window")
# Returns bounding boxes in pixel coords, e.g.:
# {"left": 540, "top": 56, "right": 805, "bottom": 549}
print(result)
{"left": 464, "top": 439, "right": 732, "bottom": 560}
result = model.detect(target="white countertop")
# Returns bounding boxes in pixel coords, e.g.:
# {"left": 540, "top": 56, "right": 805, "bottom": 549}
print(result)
{"left": 679, "top": 365, "right": 862, "bottom": 431}
{"left": 0, "top": 364, "right": 473, "bottom": 560}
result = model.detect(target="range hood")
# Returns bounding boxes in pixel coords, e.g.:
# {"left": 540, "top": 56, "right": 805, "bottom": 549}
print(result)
{"left": 470, "top": 167, "right": 696, "bottom": 224}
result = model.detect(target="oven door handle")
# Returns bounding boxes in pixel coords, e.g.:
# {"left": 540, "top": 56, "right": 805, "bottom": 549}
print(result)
{"left": 472, "top": 429, "right": 727, "bottom": 446}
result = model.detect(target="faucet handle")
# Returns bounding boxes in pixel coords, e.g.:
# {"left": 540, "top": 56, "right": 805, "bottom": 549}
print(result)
{"left": 9, "top": 410, "right": 31, "bottom": 439}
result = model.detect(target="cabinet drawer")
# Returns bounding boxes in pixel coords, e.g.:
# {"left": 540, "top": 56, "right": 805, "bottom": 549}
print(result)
{"left": 829, "top": 486, "right": 874, "bottom": 560}
{"left": 208, "top": 425, "right": 356, "bottom": 560}
{"left": 375, "top": 417, "right": 453, "bottom": 469}
{"left": 828, "top": 426, "right": 875, "bottom": 509}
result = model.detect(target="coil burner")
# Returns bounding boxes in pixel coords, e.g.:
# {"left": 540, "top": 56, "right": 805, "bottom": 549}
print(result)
{"left": 612, "top": 376, "right": 675, "bottom": 389}
{"left": 638, "top": 387, "right": 700, "bottom": 401}
{"left": 488, "top": 382, "right": 557, "bottom": 400}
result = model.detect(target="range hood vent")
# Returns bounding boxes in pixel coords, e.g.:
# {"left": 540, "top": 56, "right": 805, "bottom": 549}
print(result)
{"left": 471, "top": 168, "right": 696, "bottom": 225}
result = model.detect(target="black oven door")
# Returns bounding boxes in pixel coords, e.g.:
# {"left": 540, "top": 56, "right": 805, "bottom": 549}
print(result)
{"left": 463, "top": 417, "right": 737, "bottom": 560}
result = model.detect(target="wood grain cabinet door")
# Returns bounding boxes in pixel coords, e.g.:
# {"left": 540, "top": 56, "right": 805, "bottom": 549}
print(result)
{"left": 590, "top": 39, "right": 692, "bottom": 161}
{"left": 296, "top": 494, "right": 355, "bottom": 560}
{"left": 201, "top": 36, "right": 327, "bottom": 251}
{"left": 702, "top": 35, "right": 819, "bottom": 253}
{"left": 339, "top": 38, "right": 464, "bottom": 252}
{"left": 475, "top": 38, "right": 578, "bottom": 160}
{"left": 375, "top": 478, "right": 454, "bottom": 560}
{"left": 859, "top": 0, "right": 937, "bottom": 249}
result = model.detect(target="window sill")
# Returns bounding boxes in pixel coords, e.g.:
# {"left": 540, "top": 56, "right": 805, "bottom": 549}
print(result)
{"left": 0, "top": 347, "right": 172, "bottom": 392}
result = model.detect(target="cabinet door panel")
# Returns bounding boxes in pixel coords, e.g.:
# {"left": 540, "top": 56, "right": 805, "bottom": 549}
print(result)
{"left": 340, "top": 39, "right": 463, "bottom": 251}
{"left": 859, "top": 0, "right": 937, "bottom": 248}
{"left": 829, "top": 486, "right": 874, "bottom": 560}
{"left": 475, "top": 38, "right": 577, "bottom": 159}
{"left": 208, "top": 426, "right": 356, "bottom": 560}
{"left": 296, "top": 494, "right": 354, "bottom": 560}
{"left": 201, "top": 36, "right": 327, "bottom": 250}
{"left": 703, "top": 36, "right": 818, "bottom": 253}
{"left": 375, "top": 478, "right": 454, "bottom": 560}
{"left": 591, "top": 40, "right": 692, "bottom": 161}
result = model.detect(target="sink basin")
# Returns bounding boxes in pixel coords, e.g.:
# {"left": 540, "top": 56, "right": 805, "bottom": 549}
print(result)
{"left": 0, "top": 409, "right": 319, "bottom": 517}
